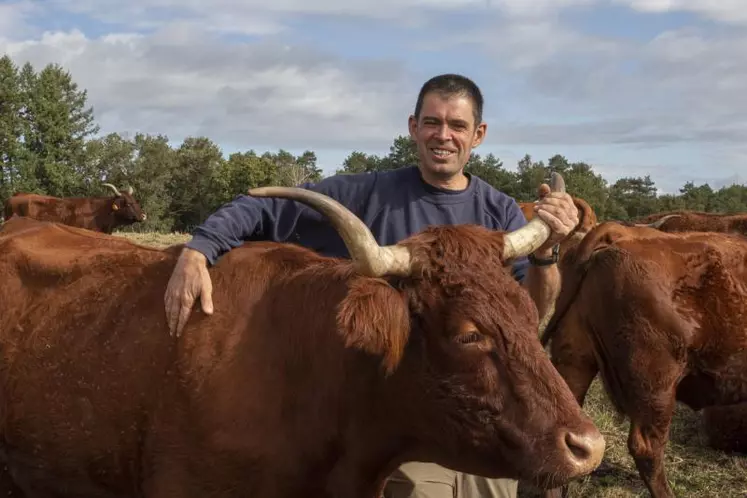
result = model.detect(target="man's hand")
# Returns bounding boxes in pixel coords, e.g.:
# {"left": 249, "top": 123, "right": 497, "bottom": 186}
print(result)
{"left": 533, "top": 184, "right": 578, "bottom": 254}
{"left": 164, "top": 248, "right": 214, "bottom": 337}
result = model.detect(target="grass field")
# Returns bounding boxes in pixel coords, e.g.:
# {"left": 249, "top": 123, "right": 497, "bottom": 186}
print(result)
{"left": 115, "top": 231, "right": 747, "bottom": 498}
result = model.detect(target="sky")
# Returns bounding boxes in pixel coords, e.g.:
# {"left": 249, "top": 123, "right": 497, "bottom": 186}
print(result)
{"left": 1, "top": 0, "right": 746, "bottom": 194}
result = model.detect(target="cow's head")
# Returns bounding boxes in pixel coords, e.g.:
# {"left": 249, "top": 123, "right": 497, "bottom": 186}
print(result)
{"left": 102, "top": 183, "right": 147, "bottom": 224}
{"left": 248, "top": 174, "right": 604, "bottom": 489}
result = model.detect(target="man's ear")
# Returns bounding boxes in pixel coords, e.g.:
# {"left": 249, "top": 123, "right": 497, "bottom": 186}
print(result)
{"left": 336, "top": 277, "right": 410, "bottom": 375}
{"left": 408, "top": 114, "right": 418, "bottom": 140}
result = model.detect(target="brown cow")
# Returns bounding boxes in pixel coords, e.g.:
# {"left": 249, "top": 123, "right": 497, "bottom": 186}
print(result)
{"left": 2, "top": 183, "right": 146, "bottom": 233}
{"left": 0, "top": 181, "right": 604, "bottom": 497}
{"left": 633, "top": 209, "right": 747, "bottom": 235}
{"left": 632, "top": 210, "right": 747, "bottom": 455}
{"left": 539, "top": 221, "right": 747, "bottom": 498}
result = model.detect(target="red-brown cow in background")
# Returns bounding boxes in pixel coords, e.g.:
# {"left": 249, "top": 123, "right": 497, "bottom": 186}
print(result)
{"left": 540, "top": 221, "right": 747, "bottom": 498}
{"left": 630, "top": 209, "right": 747, "bottom": 458}
{"left": 3, "top": 183, "right": 146, "bottom": 233}
{"left": 633, "top": 210, "right": 747, "bottom": 236}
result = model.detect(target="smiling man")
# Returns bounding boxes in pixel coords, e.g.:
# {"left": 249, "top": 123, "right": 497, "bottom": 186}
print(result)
{"left": 164, "top": 73, "right": 578, "bottom": 498}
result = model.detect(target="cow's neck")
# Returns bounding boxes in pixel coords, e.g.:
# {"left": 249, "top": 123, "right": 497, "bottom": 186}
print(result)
{"left": 74, "top": 198, "right": 116, "bottom": 233}
{"left": 323, "top": 431, "right": 406, "bottom": 498}
{"left": 321, "top": 373, "right": 419, "bottom": 497}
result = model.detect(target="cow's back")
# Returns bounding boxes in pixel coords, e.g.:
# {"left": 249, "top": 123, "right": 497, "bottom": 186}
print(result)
{"left": 4, "top": 194, "right": 62, "bottom": 222}
{"left": 636, "top": 210, "right": 747, "bottom": 235}
{"left": 0, "top": 217, "right": 360, "bottom": 496}
{"left": 0, "top": 218, "right": 183, "bottom": 494}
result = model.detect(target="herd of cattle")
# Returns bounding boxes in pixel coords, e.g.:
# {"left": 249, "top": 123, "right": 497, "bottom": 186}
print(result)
{"left": 0, "top": 177, "right": 745, "bottom": 498}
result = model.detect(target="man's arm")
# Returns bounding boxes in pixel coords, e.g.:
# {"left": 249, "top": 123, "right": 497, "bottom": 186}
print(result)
{"left": 165, "top": 172, "right": 377, "bottom": 336}
{"left": 186, "top": 172, "right": 376, "bottom": 265}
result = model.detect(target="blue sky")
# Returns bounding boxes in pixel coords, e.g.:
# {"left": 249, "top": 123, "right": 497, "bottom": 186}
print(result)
{"left": 2, "top": 0, "right": 746, "bottom": 193}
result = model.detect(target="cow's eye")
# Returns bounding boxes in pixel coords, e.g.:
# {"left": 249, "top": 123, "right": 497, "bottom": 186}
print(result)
{"left": 456, "top": 331, "right": 482, "bottom": 344}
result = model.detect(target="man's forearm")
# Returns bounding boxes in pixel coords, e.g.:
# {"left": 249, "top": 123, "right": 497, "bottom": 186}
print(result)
{"left": 522, "top": 248, "right": 561, "bottom": 333}
{"left": 185, "top": 195, "right": 268, "bottom": 265}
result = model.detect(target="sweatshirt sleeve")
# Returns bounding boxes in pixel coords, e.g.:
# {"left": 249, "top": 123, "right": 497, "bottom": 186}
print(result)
{"left": 185, "top": 172, "right": 376, "bottom": 265}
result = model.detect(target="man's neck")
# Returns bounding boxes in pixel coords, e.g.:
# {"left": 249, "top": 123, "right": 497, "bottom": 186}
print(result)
{"left": 419, "top": 169, "right": 469, "bottom": 191}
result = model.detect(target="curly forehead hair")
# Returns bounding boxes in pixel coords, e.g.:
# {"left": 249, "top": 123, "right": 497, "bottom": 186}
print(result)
{"left": 414, "top": 73, "right": 484, "bottom": 126}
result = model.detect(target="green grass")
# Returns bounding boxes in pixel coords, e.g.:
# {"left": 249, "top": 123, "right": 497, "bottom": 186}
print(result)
{"left": 114, "top": 231, "right": 747, "bottom": 498}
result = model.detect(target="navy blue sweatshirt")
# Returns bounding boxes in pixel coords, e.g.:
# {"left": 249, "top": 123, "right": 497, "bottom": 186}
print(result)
{"left": 186, "top": 166, "right": 530, "bottom": 282}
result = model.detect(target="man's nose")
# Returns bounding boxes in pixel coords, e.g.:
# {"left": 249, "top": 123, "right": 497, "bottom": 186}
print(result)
{"left": 435, "top": 124, "right": 450, "bottom": 140}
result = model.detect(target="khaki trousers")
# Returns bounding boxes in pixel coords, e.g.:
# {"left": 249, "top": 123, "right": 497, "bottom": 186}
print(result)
{"left": 383, "top": 462, "right": 518, "bottom": 498}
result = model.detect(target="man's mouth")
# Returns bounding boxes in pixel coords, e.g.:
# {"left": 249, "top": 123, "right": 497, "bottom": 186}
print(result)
{"left": 431, "top": 148, "right": 455, "bottom": 158}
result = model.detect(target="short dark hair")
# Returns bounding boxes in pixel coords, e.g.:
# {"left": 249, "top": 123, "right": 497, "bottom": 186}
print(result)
{"left": 413, "top": 73, "right": 484, "bottom": 126}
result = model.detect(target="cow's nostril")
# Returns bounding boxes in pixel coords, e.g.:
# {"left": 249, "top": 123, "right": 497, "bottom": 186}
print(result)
{"left": 565, "top": 431, "right": 593, "bottom": 460}
{"left": 559, "top": 427, "right": 605, "bottom": 474}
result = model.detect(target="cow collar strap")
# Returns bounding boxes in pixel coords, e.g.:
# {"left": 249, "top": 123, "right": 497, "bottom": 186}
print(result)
{"left": 528, "top": 244, "right": 559, "bottom": 266}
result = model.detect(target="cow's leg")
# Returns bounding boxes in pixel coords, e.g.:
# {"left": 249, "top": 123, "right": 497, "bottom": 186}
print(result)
{"left": 619, "top": 352, "right": 680, "bottom": 498}
{"left": 627, "top": 404, "right": 675, "bottom": 498}
{"left": 542, "top": 309, "right": 599, "bottom": 498}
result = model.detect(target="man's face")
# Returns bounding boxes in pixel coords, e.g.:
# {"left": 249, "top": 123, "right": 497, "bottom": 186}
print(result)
{"left": 408, "top": 92, "right": 487, "bottom": 181}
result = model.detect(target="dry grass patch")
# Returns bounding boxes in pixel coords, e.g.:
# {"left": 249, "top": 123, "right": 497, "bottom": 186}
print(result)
{"left": 114, "top": 231, "right": 190, "bottom": 249}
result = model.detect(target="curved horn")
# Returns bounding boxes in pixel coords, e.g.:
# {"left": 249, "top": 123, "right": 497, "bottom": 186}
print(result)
{"left": 102, "top": 183, "right": 121, "bottom": 196}
{"left": 247, "top": 187, "right": 412, "bottom": 277}
{"left": 634, "top": 214, "right": 680, "bottom": 229}
{"left": 502, "top": 172, "right": 566, "bottom": 260}
{"left": 125, "top": 186, "right": 134, "bottom": 195}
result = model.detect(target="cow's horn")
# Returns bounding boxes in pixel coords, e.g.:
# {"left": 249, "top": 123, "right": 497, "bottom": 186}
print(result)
{"left": 125, "top": 186, "right": 134, "bottom": 195}
{"left": 247, "top": 187, "right": 412, "bottom": 277}
{"left": 102, "top": 183, "right": 121, "bottom": 196}
{"left": 634, "top": 214, "right": 680, "bottom": 229}
{"left": 502, "top": 172, "right": 566, "bottom": 261}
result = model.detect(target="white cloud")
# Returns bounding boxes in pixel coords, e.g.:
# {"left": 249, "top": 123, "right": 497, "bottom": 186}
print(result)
{"left": 466, "top": 18, "right": 747, "bottom": 148}
{"left": 0, "top": 1, "right": 40, "bottom": 41}
{"left": 2, "top": 26, "right": 414, "bottom": 151}
{"left": 618, "top": 0, "right": 747, "bottom": 24}
{"left": 45, "top": 0, "right": 602, "bottom": 35}
{"left": 3, "top": 0, "right": 747, "bottom": 190}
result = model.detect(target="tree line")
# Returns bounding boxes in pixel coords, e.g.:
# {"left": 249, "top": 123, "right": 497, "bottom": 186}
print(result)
{"left": 1, "top": 55, "right": 746, "bottom": 233}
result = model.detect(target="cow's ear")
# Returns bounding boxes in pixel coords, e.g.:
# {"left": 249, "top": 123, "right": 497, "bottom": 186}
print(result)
{"left": 336, "top": 277, "right": 410, "bottom": 375}
{"left": 111, "top": 203, "right": 119, "bottom": 211}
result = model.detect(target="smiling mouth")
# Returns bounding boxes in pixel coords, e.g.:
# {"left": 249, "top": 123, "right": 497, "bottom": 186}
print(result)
{"left": 431, "top": 148, "right": 455, "bottom": 158}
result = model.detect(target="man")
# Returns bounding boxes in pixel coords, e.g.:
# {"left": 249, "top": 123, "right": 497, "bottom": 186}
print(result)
{"left": 164, "top": 73, "right": 578, "bottom": 498}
